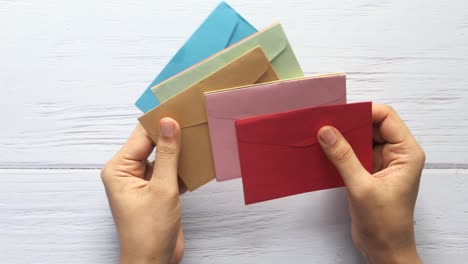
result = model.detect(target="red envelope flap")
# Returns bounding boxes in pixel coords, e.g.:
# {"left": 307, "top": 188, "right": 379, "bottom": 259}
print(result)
{"left": 205, "top": 74, "right": 347, "bottom": 121}
{"left": 235, "top": 102, "right": 372, "bottom": 148}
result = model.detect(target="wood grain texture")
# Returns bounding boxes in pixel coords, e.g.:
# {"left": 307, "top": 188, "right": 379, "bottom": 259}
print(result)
{"left": 0, "top": 169, "right": 467, "bottom": 263}
{"left": 1, "top": 0, "right": 467, "bottom": 262}
{"left": 0, "top": 0, "right": 467, "bottom": 167}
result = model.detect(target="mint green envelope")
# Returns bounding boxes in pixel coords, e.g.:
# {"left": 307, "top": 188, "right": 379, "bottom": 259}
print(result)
{"left": 151, "top": 23, "right": 303, "bottom": 103}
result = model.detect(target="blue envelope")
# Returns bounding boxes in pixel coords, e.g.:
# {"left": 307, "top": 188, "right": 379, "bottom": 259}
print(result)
{"left": 135, "top": 1, "right": 257, "bottom": 112}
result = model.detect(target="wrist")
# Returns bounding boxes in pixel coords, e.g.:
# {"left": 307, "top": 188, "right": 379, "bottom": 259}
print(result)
{"left": 354, "top": 219, "right": 421, "bottom": 264}
{"left": 119, "top": 247, "right": 168, "bottom": 264}
{"left": 359, "top": 238, "right": 421, "bottom": 264}
{"left": 363, "top": 246, "right": 421, "bottom": 264}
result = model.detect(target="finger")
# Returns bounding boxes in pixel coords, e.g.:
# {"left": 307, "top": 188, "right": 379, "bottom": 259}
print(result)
{"left": 117, "top": 124, "right": 155, "bottom": 162}
{"left": 372, "top": 103, "right": 412, "bottom": 144}
{"left": 317, "top": 126, "right": 371, "bottom": 193}
{"left": 145, "top": 172, "right": 188, "bottom": 194}
{"left": 372, "top": 143, "right": 384, "bottom": 173}
{"left": 150, "top": 118, "right": 181, "bottom": 193}
{"left": 171, "top": 227, "right": 185, "bottom": 264}
{"left": 144, "top": 160, "right": 187, "bottom": 194}
{"left": 143, "top": 160, "right": 154, "bottom": 181}
{"left": 372, "top": 124, "right": 386, "bottom": 144}
{"left": 178, "top": 177, "right": 188, "bottom": 195}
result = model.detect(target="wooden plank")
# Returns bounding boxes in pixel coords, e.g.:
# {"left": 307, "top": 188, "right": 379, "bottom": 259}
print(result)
{"left": 0, "top": 168, "right": 467, "bottom": 263}
{"left": 0, "top": 0, "right": 467, "bottom": 167}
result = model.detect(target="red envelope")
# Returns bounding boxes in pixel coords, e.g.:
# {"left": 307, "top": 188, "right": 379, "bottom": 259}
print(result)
{"left": 235, "top": 102, "right": 373, "bottom": 205}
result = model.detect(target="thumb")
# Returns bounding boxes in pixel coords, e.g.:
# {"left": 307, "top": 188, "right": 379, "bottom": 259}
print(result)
{"left": 150, "top": 118, "right": 181, "bottom": 193}
{"left": 317, "top": 126, "right": 371, "bottom": 192}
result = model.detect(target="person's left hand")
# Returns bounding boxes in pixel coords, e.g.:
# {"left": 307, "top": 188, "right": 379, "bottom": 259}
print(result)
{"left": 101, "top": 118, "right": 185, "bottom": 264}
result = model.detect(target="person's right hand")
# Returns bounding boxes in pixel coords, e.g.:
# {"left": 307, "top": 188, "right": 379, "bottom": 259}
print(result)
{"left": 317, "top": 103, "right": 425, "bottom": 264}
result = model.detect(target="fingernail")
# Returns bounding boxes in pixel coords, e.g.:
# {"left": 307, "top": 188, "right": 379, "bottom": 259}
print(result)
{"left": 320, "top": 127, "right": 337, "bottom": 145}
{"left": 160, "top": 118, "right": 174, "bottom": 138}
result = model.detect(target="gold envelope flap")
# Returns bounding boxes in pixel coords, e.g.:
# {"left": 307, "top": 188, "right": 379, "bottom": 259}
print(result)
{"left": 138, "top": 46, "right": 279, "bottom": 142}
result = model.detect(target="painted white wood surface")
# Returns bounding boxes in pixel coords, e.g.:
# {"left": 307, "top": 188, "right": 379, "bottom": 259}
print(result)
{"left": 0, "top": 0, "right": 467, "bottom": 167}
{"left": 1, "top": 169, "right": 467, "bottom": 264}
{"left": 1, "top": 0, "right": 468, "bottom": 263}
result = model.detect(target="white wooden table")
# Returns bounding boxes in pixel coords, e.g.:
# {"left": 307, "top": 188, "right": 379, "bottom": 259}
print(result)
{"left": 1, "top": 0, "right": 467, "bottom": 263}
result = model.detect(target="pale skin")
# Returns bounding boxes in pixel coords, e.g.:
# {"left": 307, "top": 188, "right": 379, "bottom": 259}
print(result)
{"left": 101, "top": 118, "right": 185, "bottom": 264}
{"left": 101, "top": 103, "right": 425, "bottom": 264}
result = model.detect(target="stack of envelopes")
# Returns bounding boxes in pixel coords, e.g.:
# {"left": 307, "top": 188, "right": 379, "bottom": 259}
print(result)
{"left": 136, "top": 2, "right": 373, "bottom": 205}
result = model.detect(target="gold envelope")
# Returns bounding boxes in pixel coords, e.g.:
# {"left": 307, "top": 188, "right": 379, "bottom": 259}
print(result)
{"left": 138, "top": 47, "right": 279, "bottom": 191}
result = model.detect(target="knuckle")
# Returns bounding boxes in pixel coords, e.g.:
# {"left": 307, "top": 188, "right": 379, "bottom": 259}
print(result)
{"left": 418, "top": 147, "right": 426, "bottom": 164}
{"left": 100, "top": 164, "right": 110, "bottom": 182}
{"left": 333, "top": 143, "right": 354, "bottom": 165}
{"left": 383, "top": 104, "right": 399, "bottom": 119}
{"left": 152, "top": 182, "right": 179, "bottom": 199}
{"left": 351, "top": 183, "right": 374, "bottom": 200}
{"left": 166, "top": 187, "right": 179, "bottom": 199}
{"left": 383, "top": 104, "right": 396, "bottom": 114}
{"left": 409, "top": 141, "right": 426, "bottom": 166}
{"left": 156, "top": 143, "right": 179, "bottom": 159}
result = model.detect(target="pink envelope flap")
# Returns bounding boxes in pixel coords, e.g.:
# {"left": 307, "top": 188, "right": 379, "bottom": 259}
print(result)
{"left": 204, "top": 73, "right": 347, "bottom": 182}
{"left": 205, "top": 74, "right": 346, "bottom": 120}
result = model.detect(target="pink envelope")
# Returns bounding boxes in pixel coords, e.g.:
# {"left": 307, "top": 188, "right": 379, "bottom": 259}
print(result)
{"left": 204, "top": 73, "right": 347, "bottom": 182}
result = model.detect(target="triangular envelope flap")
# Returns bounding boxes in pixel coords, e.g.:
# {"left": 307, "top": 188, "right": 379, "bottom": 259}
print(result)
{"left": 236, "top": 102, "right": 372, "bottom": 147}
{"left": 148, "top": 4, "right": 241, "bottom": 96}
{"left": 211, "top": 23, "right": 288, "bottom": 65}
{"left": 136, "top": 2, "right": 251, "bottom": 113}
{"left": 205, "top": 74, "right": 346, "bottom": 120}
{"left": 176, "top": 47, "right": 273, "bottom": 128}
{"left": 150, "top": 23, "right": 287, "bottom": 103}
{"left": 149, "top": 2, "right": 240, "bottom": 88}
{"left": 180, "top": 2, "right": 240, "bottom": 61}
{"left": 256, "top": 23, "right": 288, "bottom": 62}
{"left": 227, "top": 11, "right": 256, "bottom": 46}
{"left": 256, "top": 65, "right": 279, "bottom": 83}
{"left": 139, "top": 47, "right": 272, "bottom": 140}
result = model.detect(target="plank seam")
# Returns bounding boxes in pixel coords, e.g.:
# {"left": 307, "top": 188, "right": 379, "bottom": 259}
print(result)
{"left": 0, "top": 163, "right": 466, "bottom": 170}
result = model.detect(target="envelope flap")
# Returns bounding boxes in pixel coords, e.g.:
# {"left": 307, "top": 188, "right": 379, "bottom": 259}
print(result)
{"left": 153, "top": 2, "right": 245, "bottom": 84}
{"left": 139, "top": 47, "right": 278, "bottom": 141}
{"left": 227, "top": 8, "right": 257, "bottom": 46}
{"left": 177, "top": 2, "right": 242, "bottom": 62}
{"left": 136, "top": 2, "right": 257, "bottom": 113}
{"left": 255, "top": 23, "right": 288, "bottom": 62}
{"left": 205, "top": 74, "right": 347, "bottom": 120}
{"left": 235, "top": 102, "right": 372, "bottom": 147}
